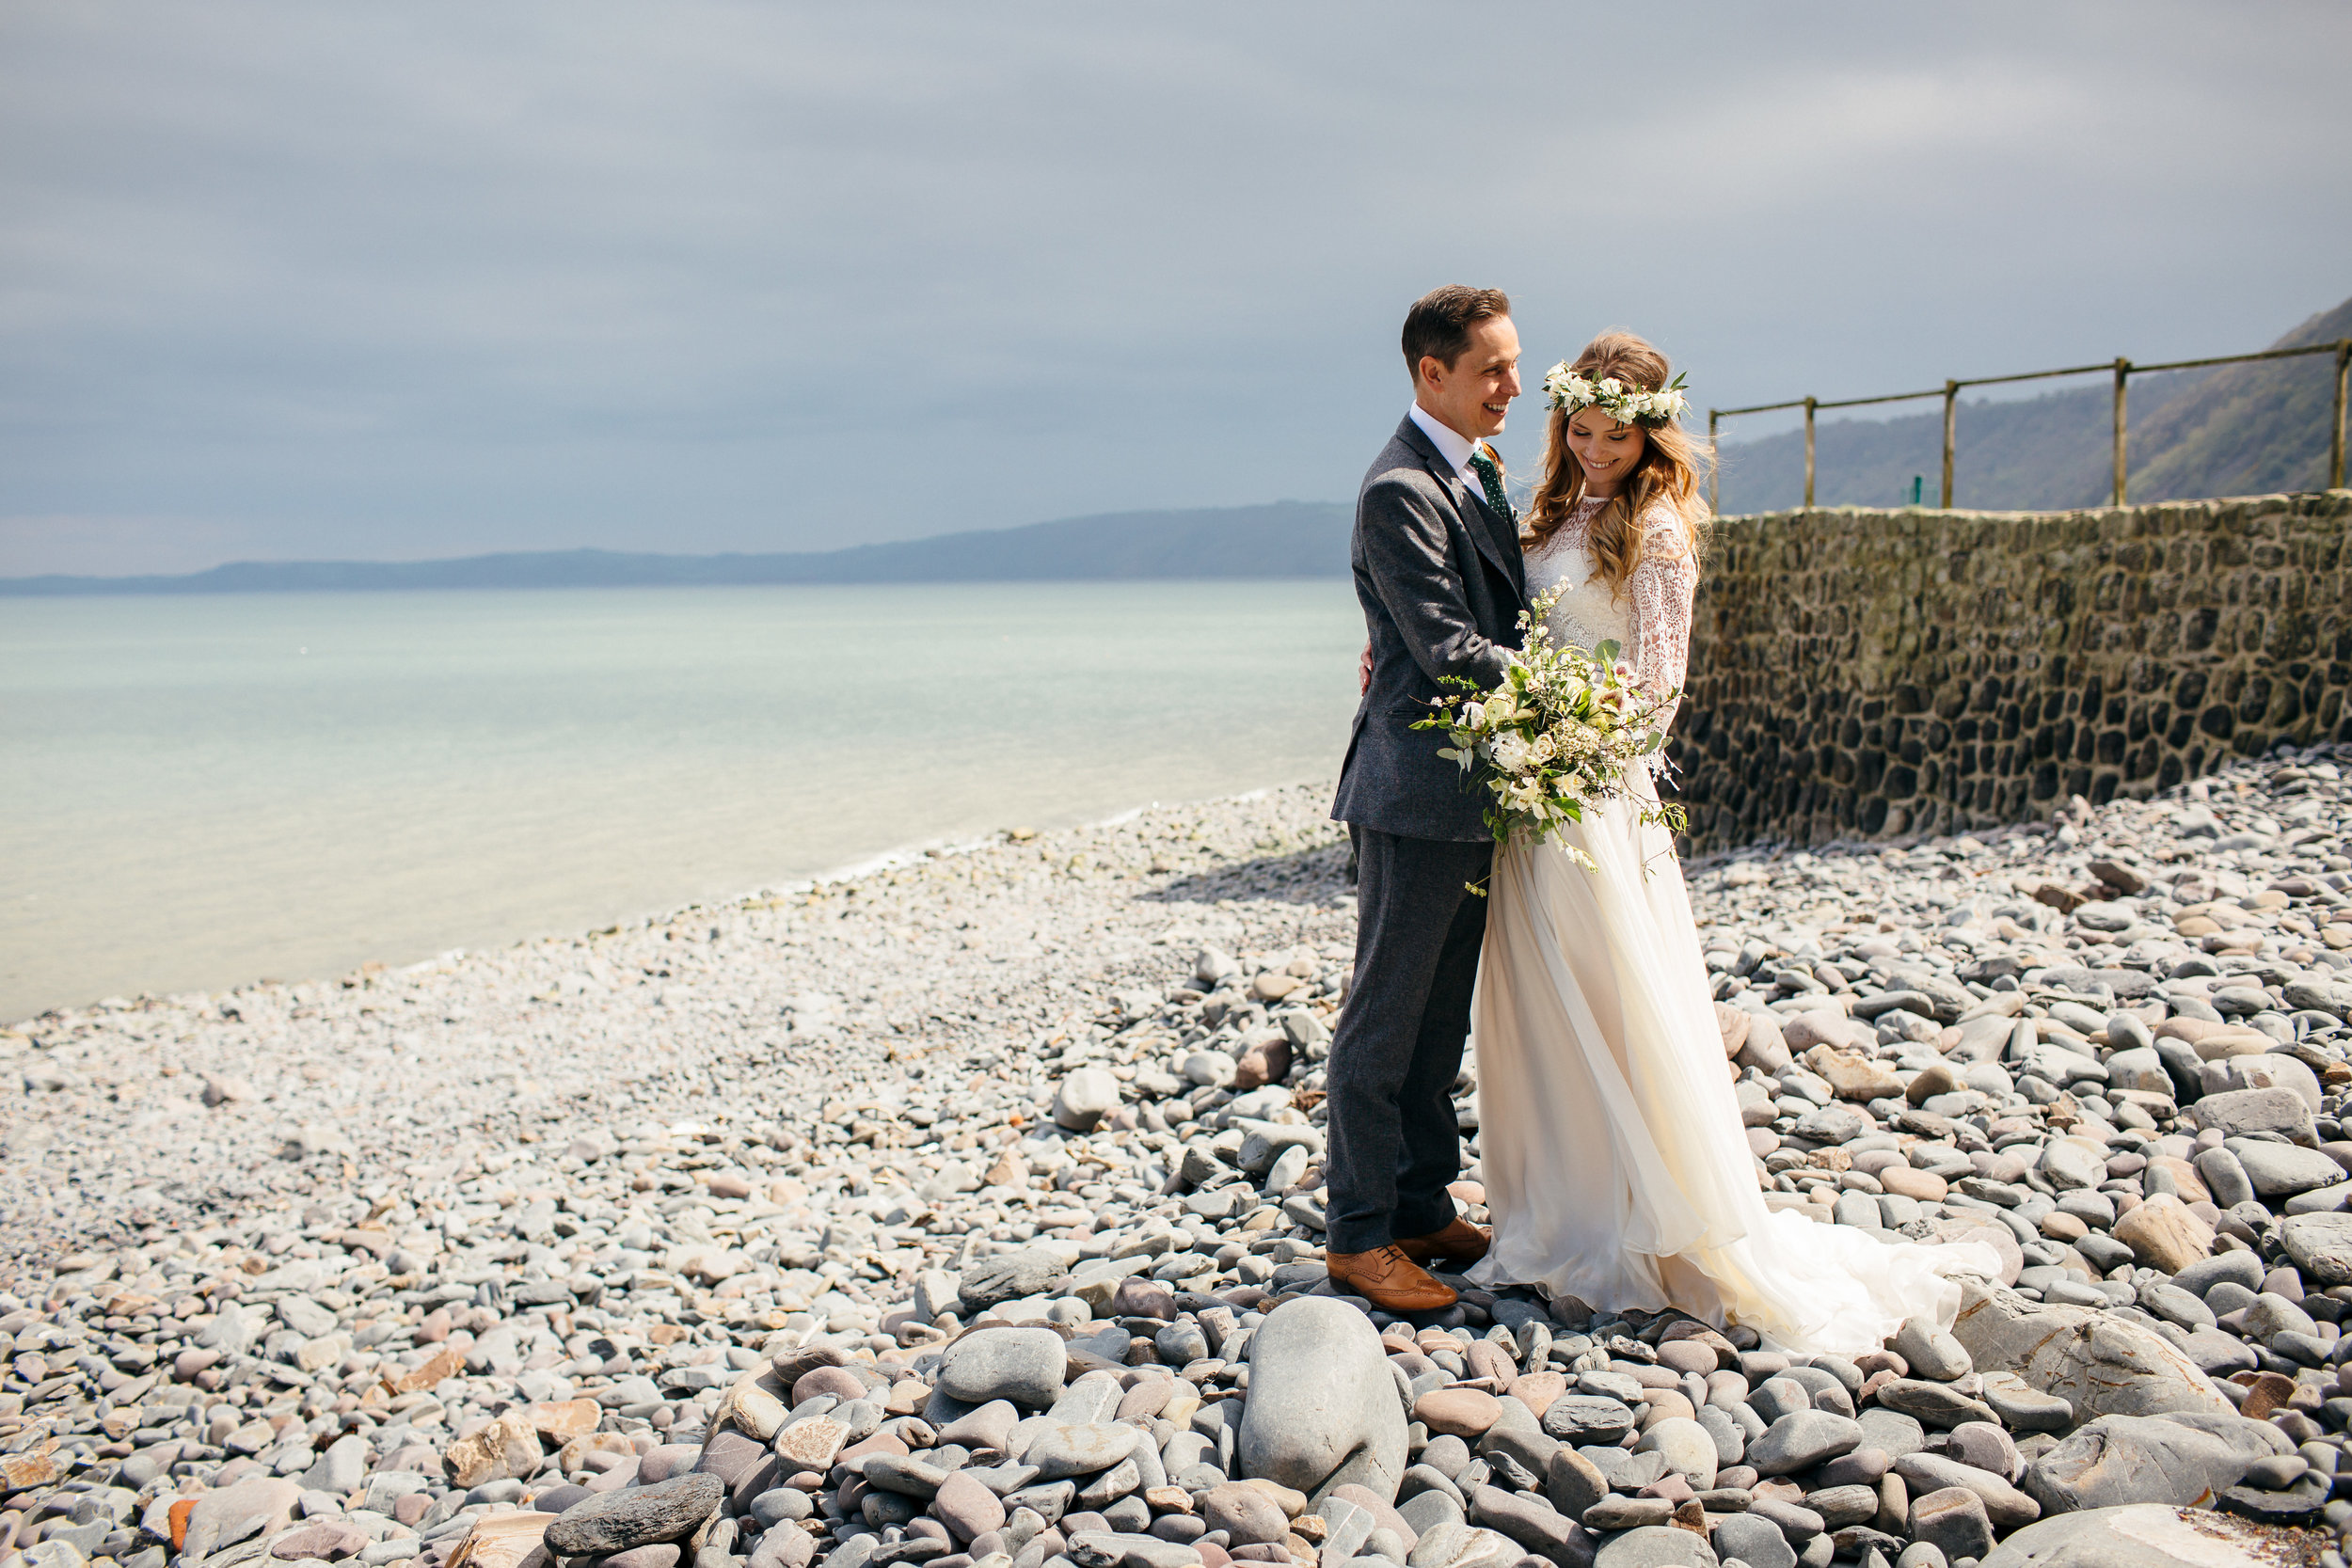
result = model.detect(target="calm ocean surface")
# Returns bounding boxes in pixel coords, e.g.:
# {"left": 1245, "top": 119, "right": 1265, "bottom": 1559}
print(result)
{"left": 1, "top": 582, "right": 1366, "bottom": 1021}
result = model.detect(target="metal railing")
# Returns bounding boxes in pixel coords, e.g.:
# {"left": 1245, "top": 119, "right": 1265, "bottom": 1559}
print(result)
{"left": 1707, "top": 337, "right": 2352, "bottom": 513}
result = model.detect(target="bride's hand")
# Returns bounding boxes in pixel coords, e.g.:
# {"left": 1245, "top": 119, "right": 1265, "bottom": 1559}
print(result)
{"left": 1359, "top": 641, "right": 1373, "bottom": 694}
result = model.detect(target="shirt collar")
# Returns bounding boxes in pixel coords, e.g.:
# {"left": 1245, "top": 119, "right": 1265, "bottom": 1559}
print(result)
{"left": 1407, "top": 403, "right": 1487, "bottom": 481}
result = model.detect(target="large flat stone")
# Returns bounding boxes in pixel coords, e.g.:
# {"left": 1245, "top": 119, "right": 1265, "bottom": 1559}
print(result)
{"left": 2228, "top": 1142, "right": 2344, "bottom": 1196}
{"left": 2279, "top": 1212, "right": 2352, "bottom": 1285}
{"left": 1592, "top": 1525, "right": 1713, "bottom": 1568}
{"left": 545, "top": 1474, "right": 725, "bottom": 1556}
{"left": 1983, "top": 1503, "right": 2312, "bottom": 1568}
{"left": 2022, "top": 1413, "right": 2289, "bottom": 1514}
{"left": 2189, "top": 1088, "right": 2314, "bottom": 1145}
{"left": 1467, "top": 1485, "right": 1581, "bottom": 1567}
{"left": 937, "top": 1326, "right": 1070, "bottom": 1408}
{"left": 1891, "top": 1454, "right": 2040, "bottom": 1529}
{"left": 1948, "top": 1281, "right": 2232, "bottom": 1421}
{"left": 182, "top": 1479, "right": 301, "bottom": 1563}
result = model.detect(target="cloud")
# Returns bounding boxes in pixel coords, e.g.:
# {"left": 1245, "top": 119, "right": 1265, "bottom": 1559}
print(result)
{"left": 2, "top": 0, "right": 2346, "bottom": 573}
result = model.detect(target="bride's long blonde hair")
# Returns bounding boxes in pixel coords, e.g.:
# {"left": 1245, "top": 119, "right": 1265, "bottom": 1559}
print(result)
{"left": 1524, "top": 330, "right": 1711, "bottom": 595}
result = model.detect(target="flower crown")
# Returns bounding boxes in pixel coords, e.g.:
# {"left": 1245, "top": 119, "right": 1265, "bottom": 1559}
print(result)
{"left": 1543, "top": 365, "right": 1690, "bottom": 428}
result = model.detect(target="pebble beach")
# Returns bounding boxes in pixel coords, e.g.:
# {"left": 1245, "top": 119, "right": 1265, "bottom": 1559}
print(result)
{"left": 8, "top": 749, "right": 2352, "bottom": 1568}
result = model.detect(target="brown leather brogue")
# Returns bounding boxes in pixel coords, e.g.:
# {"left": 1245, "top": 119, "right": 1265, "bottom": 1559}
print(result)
{"left": 1326, "top": 1244, "right": 1458, "bottom": 1312}
{"left": 1396, "top": 1214, "right": 1492, "bottom": 1268}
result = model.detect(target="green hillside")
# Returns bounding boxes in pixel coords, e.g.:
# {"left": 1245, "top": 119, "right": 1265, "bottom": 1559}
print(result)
{"left": 1716, "top": 293, "right": 2349, "bottom": 514}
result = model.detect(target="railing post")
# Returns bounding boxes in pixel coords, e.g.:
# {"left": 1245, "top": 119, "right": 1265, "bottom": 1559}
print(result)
{"left": 1803, "top": 397, "right": 1817, "bottom": 509}
{"left": 2112, "top": 356, "right": 2130, "bottom": 506}
{"left": 2334, "top": 341, "right": 2350, "bottom": 491}
{"left": 1940, "top": 380, "right": 1958, "bottom": 509}
{"left": 1708, "top": 408, "right": 1720, "bottom": 514}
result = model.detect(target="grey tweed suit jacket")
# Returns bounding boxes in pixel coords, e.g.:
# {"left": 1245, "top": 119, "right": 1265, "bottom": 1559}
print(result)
{"left": 1330, "top": 414, "right": 1530, "bottom": 841}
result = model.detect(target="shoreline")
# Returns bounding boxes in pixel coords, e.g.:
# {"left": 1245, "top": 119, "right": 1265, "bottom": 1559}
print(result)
{"left": 0, "top": 779, "right": 1363, "bottom": 1286}
{"left": 2, "top": 776, "right": 1338, "bottom": 1034}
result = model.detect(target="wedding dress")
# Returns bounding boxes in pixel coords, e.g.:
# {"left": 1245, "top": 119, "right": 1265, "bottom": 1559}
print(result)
{"left": 1465, "top": 494, "right": 1997, "bottom": 1352}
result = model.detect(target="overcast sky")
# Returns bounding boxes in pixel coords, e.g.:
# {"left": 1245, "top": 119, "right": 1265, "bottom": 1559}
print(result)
{"left": 4, "top": 1, "right": 2347, "bottom": 576}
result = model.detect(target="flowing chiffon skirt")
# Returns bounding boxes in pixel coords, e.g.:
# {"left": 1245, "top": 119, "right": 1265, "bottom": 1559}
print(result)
{"left": 1465, "top": 775, "right": 1999, "bottom": 1354}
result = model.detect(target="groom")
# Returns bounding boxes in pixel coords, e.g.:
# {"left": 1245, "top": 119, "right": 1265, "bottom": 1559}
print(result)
{"left": 1325, "top": 285, "right": 1528, "bottom": 1313}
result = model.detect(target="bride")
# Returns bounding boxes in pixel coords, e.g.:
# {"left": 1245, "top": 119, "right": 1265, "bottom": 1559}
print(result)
{"left": 1466, "top": 330, "right": 1997, "bottom": 1353}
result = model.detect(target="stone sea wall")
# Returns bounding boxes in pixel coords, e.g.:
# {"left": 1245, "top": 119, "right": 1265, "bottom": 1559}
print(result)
{"left": 1670, "top": 489, "right": 2352, "bottom": 853}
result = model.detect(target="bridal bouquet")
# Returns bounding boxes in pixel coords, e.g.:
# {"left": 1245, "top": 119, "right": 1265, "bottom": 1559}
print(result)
{"left": 1412, "top": 589, "right": 1687, "bottom": 871}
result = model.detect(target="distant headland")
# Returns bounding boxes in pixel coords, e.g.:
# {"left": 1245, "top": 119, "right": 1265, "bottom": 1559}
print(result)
{"left": 0, "top": 500, "right": 1353, "bottom": 595}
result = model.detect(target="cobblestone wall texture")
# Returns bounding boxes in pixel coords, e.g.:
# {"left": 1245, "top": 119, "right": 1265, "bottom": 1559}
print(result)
{"left": 1669, "top": 488, "right": 2352, "bottom": 852}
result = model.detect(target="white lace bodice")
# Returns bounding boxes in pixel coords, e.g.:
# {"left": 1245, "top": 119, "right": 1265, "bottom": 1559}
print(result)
{"left": 1522, "top": 494, "right": 1697, "bottom": 724}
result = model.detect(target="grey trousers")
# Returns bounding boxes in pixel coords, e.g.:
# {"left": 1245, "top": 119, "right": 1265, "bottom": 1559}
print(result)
{"left": 1324, "top": 826, "right": 1491, "bottom": 1255}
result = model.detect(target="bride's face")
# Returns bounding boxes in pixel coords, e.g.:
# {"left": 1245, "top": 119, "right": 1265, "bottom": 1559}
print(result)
{"left": 1565, "top": 407, "right": 1645, "bottom": 495}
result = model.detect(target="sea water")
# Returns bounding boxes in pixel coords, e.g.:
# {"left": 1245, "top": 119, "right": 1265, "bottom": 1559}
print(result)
{"left": 1, "top": 581, "right": 1366, "bottom": 1021}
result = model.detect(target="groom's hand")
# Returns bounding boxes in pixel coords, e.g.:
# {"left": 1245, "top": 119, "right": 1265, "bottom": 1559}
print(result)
{"left": 1359, "top": 642, "right": 1373, "bottom": 694}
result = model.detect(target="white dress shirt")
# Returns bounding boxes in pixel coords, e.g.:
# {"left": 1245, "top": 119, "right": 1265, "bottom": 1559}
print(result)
{"left": 1408, "top": 404, "right": 1502, "bottom": 512}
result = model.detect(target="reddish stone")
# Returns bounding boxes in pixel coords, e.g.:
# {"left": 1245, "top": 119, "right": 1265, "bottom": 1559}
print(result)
{"left": 1411, "top": 1387, "right": 1502, "bottom": 1437}
{"left": 792, "top": 1365, "right": 869, "bottom": 1404}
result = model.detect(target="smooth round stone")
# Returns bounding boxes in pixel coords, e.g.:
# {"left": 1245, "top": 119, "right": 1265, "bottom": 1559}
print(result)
{"left": 1814, "top": 1449, "right": 1890, "bottom": 1488}
{"left": 1979, "top": 1379, "right": 2073, "bottom": 1433}
{"left": 934, "top": 1471, "right": 1008, "bottom": 1542}
{"left": 1747, "top": 1412, "right": 1863, "bottom": 1478}
{"left": 693, "top": 1430, "right": 768, "bottom": 1487}
{"left": 959, "top": 1250, "right": 1073, "bottom": 1312}
{"left": 2233, "top": 1143, "right": 2344, "bottom": 1196}
{"left": 1592, "top": 1523, "right": 1720, "bottom": 1568}
{"left": 1053, "top": 1068, "right": 1120, "bottom": 1131}
{"left": 1198, "top": 1484, "right": 1287, "bottom": 1546}
{"left": 937, "top": 1401, "right": 1021, "bottom": 1453}
{"left": 1541, "top": 1395, "right": 1636, "bottom": 1444}
{"left": 2137, "top": 1283, "right": 2216, "bottom": 1331}
{"left": 1657, "top": 1341, "right": 1720, "bottom": 1376}
{"left": 1113, "top": 1277, "right": 1179, "bottom": 1320}
{"left": 749, "top": 1489, "right": 812, "bottom": 1528}
{"left": 1026, "top": 1422, "right": 1137, "bottom": 1481}
{"left": 1749, "top": 1497, "right": 1825, "bottom": 1543}
{"left": 863, "top": 1454, "right": 946, "bottom": 1499}
{"left": 1413, "top": 1388, "right": 1502, "bottom": 1438}
{"left": 1183, "top": 1052, "right": 1238, "bottom": 1088}
{"left": 1804, "top": 1485, "right": 1879, "bottom": 1528}
{"left": 1710, "top": 1512, "right": 1796, "bottom": 1568}
{"left": 791, "top": 1366, "right": 867, "bottom": 1404}
{"left": 1579, "top": 1370, "right": 1646, "bottom": 1402}
{"left": 602, "top": 1547, "right": 682, "bottom": 1568}
{"left": 937, "top": 1327, "right": 1070, "bottom": 1409}
{"left": 1234, "top": 1295, "right": 1408, "bottom": 1500}
{"left": 1636, "top": 1417, "right": 1719, "bottom": 1489}
{"left": 1945, "top": 1422, "right": 2020, "bottom": 1481}
{"left": 1584, "top": 1497, "right": 1676, "bottom": 1530}
{"left": 1892, "top": 1320, "right": 1972, "bottom": 1382}
{"left": 1640, "top": 1390, "right": 1697, "bottom": 1425}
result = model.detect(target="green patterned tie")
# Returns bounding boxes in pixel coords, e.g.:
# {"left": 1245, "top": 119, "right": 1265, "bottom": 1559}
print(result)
{"left": 1469, "top": 447, "right": 1513, "bottom": 523}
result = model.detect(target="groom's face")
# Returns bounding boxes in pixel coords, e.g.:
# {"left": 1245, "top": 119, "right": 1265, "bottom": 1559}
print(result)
{"left": 1419, "top": 316, "right": 1522, "bottom": 441}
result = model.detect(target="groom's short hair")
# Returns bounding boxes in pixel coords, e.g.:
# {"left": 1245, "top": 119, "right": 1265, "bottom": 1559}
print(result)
{"left": 1403, "top": 286, "right": 1512, "bottom": 380}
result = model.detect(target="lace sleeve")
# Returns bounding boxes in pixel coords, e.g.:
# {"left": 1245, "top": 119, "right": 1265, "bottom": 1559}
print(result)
{"left": 1628, "top": 501, "right": 1696, "bottom": 725}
